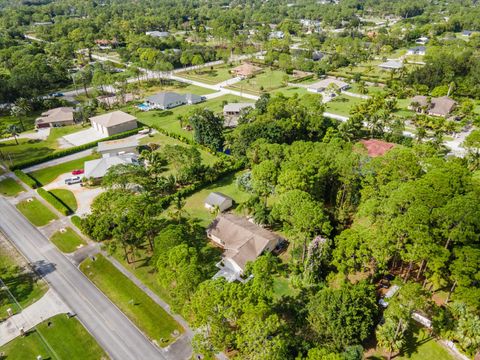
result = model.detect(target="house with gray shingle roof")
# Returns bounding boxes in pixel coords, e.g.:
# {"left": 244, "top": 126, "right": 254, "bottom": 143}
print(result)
{"left": 205, "top": 192, "right": 233, "bottom": 212}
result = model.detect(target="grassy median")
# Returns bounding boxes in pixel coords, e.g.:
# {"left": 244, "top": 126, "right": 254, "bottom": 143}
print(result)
{"left": 0, "top": 178, "right": 24, "bottom": 196}
{"left": 16, "top": 198, "right": 58, "bottom": 226}
{"left": 0, "top": 314, "right": 107, "bottom": 360}
{"left": 50, "top": 188, "right": 78, "bottom": 212}
{"left": 50, "top": 227, "right": 85, "bottom": 253}
{"left": 80, "top": 254, "right": 182, "bottom": 346}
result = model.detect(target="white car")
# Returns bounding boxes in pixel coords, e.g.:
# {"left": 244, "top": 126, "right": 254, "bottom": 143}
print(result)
{"left": 64, "top": 176, "right": 82, "bottom": 185}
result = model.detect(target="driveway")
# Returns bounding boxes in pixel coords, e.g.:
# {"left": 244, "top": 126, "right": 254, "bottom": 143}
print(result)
{"left": 62, "top": 127, "right": 107, "bottom": 146}
{"left": 0, "top": 128, "right": 51, "bottom": 143}
{"left": 44, "top": 173, "right": 105, "bottom": 216}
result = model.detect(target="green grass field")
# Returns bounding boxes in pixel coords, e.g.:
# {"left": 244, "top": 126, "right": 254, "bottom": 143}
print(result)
{"left": 49, "top": 189, "right": 78, "bottom": 212}
{"left": 227, "top": 68, "right": 289, "bottom": 95}
{"left": 177, "top": 64, "right": 234, "bottom": 85}
{"left": 0, "top": 178, "right": 24, "bottom": 196}
{"left": 0, "top": 241, "right": 47, "bottom": 320}
{"left": 142, "top": 82, "right": 216, "bottom": 97}
{"left": 0, "top": 125, "right": 86, "bottom": 166}
{"left": 324, "top": 95, "right": 365, "bottom": 116}
{"left": 0, "top": 111, "right": 42, "bottom": 132}
{"left": 131, "top": 94, "right": 251, "bottom": 139}
{"left": 28, "top": 154, "right": 100, "bottom": 186}
{"left": 50, "top": 227, "right": 85, "bottom": 253}
{"left": 181, "top": 171, "right": 250, "bottom": 226}
{"left": 16, "top": 198, "right": 58, "bottom": 226}
{"left": 0, "top": 314, "right": 107, "bottom": 360}
{"left": 80, "top": 254, "right": 182, "bottom": 346}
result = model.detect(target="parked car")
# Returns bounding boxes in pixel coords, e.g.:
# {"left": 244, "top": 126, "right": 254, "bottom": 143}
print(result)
{"left": 72, "top": 169, "right": 84, "bottom": 175}
{"left": 64, "top": 176, "right": 81, "bottom": 185}
{"left": 49, "top": 92, "right": 64, "bottom": 97}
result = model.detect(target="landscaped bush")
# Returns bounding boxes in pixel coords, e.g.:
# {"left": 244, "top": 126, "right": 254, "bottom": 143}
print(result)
{"left": 14, "top": 170, "right": 38, "bottom": 189}
{"left": 10, "top": 128, "right": 141, "bottom": 170}
{"left": 37, "top": 188, "right": 71, "bottom": 216}
{"left": 71, "top": 215, "right": 83, "bottom": 230}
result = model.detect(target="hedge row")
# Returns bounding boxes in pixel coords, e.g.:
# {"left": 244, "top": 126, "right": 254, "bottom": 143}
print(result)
{"left": 289, "top": 74, "right": 315, "bottom": 84}
{"left": 10, "top": 128, "right": 142, "bottom": 171}
{"left": 37, "top": 188, "right": 71, "bottom": 216}
{"left": 14, "top": 170, "right": 38, "bottom": 189}
{"left": 71, "top": 215, "right": 83, "bottom": 229}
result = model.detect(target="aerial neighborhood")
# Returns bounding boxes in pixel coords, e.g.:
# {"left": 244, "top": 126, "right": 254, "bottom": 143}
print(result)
{"left": 0, "top": 1, "right": 479, "bottom": 360}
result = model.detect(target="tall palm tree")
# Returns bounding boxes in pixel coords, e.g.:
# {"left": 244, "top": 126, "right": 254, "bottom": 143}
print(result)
{"left": 6, "top": 124, "right": 20, "bottom": 145}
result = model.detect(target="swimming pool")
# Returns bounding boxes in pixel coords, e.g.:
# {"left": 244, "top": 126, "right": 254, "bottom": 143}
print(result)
{"left": 137, "top": 103, "right": 151, "bottom": 111}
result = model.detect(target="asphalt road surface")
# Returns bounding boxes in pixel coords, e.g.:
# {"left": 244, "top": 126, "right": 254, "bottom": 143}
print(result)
{"left": 0, "top": 197, "right": 166, "bottom": 360}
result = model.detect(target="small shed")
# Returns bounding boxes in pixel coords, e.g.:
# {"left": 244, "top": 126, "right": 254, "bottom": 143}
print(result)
{"left": 205, "top": 192, "right": 233, "bottom": 212}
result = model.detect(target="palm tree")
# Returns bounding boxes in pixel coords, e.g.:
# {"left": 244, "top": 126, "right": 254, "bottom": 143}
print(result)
{"left": 10, "top": 98, "right": 31, "bottom": 130}
{"left": 6, "top": 124, "right": 21, "bottom": 145}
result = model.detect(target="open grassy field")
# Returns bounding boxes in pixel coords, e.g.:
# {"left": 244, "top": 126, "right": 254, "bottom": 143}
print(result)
{"left": 0, "top": 314, "right": 107, "bottom": 360}
{"left": 272, "top": 85, "right": 310, "bottom": 98}
{"left": 49, "top": 189, "right": 78, "bottom": 212}
{"left": 0, "top": 111, "right": 43, "bottom": 132}
{"left": 16, "top": 198, "right": 58, "bottom": 226}
{"left": 28, "top": 153, "right": 100, "bottom": 186}
{"left": 324, "top": 95, "right": 365, "bottom": 116}
{"left": 0, "top": 125, "right": 86, "bottom": 166}
{"left": 139, "top": 131, "right": 218, "bottom": 166}
{"left": 0, "top": 239, "right": 47, "bottom": 320}
{"left": 367, "top": 326, "right": 454, "bottom": 360}
{"left": 141, "top": 81, "right": 216, "bottom": 97}
{"left": 227, "top": 68, "right": 289, "bottom": 95}
{"left": 130, "top": 94, "right": 252, "bottom": 139}
{"left": 80, "top": 254, "right": 182, "bottom": 346}
{"left": 0, "top": 177, "right": 24, "bottom": 196}
{"left": 181, "top": 171, "right": 250, "bottom": 226}
{"left": 50, "top": 227, "right": 85, "bottom": 253}
{"left": 177, "top": 64, "right": 234, "bottom": 85}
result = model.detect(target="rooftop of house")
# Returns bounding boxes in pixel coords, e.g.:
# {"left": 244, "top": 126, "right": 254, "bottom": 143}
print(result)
{"left": 223, "top": 102, "right": 255, "bottom": 113}
{"left": 308, "top": 78, "right": 349, "bottom": 90}
{"left": 90, "top": 111, "right": 137, "bottom": 127}
{"left": 146, "top": 30, "right": 169, "bottom": 37}
{"left": 84, "top": 154, "right": 139, "bottom": 179}
{"left": 232, "top": 63, "right": 263, "bottom": 77}
{"left": 410, "top": 95, "right": 457, "bottom": 117}
{"left": 205, "top": 192, "right": 233, "bottom": 206}
{"left": 378, "top": 60, "right": 403, "bottom": 69}
{"left": 97, "top": 138, "right": 139, "bottom": 153}
{"left": 359, "top": 139, "right": 395, "bottom": 157}
{"left": 36, "top": 107, "right": 74, "bottom": 124}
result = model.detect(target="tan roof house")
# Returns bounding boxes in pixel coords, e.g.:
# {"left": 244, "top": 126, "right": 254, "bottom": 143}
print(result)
{"left": 35, "top": 107, "right": 75, "bottom": 128}
{"left": 231, "top": 63, "right": 263, "bottom": 78}
{"left": 90, "top": 111, "right": 138, "bottom": 136}
{"left": 409, "top": 96, "right": 457, "bottom": 117}
{"left": 307, "top": 78, "right": 350, "bottom": 93}
{"left": 207, "top": 214, "right": 282, "bottom": 282}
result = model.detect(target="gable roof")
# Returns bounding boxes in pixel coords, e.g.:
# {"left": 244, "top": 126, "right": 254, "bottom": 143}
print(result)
{"left": 232, "top": 63, "right": 263, "bottom": 77}
{"left": 146, "top": 31, "right": 169, "bottom": 37}
{"left": 97, "top": 138, "right": 139, "bottom": 153}
{"left": 207, "top": 214, "right": 281, "bottom": 270}
{"left": 409, "top": 46, "right": 426, "bottom": 52}
{"left": 379, "top": 60, "right": 403, "bottom": 69}
{"left": 36, "top": 107, "right": 74, "bottom": 124}
{"left": 185, "top": 93, "right": 203, "bottom": 103}
{"left": 146, "top": 92, "right": 186, "bottom": 106}
{"left": 411, "top": 95, "right": 457, "bottom": 117}
{"left": 90, "top": 111, "right": 137, "bottom": 128}
{"left": 223, "top": 102, "right": 255, "bottom": 113}
{"left": 205, "top": 192, "right": 233, "bottom": 206}
{"left": 308, "top": 78, "right": 349, "bottom": 91}
{"left": 84, "top": 154, "right": 138, "bottom": 178}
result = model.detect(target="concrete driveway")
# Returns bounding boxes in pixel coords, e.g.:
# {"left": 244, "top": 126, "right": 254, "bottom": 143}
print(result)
{"left": 63, "top": 127, "right": 106, "bottom": 146}
{"left": 44, "top": 173, "right": 104, "bottom": 216}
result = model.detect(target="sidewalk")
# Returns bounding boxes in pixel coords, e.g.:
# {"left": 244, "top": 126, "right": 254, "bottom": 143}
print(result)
{"left": 0, "top": 289, "right": 70, "bottom": 346}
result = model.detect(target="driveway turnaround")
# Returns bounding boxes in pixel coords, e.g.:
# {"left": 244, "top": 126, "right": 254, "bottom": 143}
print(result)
{"left": 0, "top": 197, "right": 166, "bottom": 359}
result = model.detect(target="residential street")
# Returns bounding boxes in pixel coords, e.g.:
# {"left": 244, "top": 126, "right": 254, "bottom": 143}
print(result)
{"left": 0, "top": 197, "right": 167, "bottom": 360}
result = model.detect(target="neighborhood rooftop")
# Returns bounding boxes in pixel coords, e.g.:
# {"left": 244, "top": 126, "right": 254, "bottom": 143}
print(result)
{"left": 97, "top": 138, "right": 139, "bottom": 153}
{"left": 90, "top": 110, "right": 137, "bottom": 127}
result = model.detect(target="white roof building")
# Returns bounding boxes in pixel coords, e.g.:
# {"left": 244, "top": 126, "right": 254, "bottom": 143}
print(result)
{"left": 378, "top": 60, "right": 403, "bottom": 70}
{"left": 307, "top": 78, "right": 350, "bottom": 93}
{"left": 97, "top": 138, "right": 139, "bottom": 157}
{"left": 84, "top": 154, "right": 139, "bottom": 179}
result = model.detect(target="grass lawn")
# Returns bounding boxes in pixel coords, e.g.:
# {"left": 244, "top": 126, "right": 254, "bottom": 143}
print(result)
{"left": 50, "top": 227, "right": 85, "bottom": 253}
{"left": 272, "top": 86, "right": 310, "bottom": 98}
{"left": 181, "top": 171, "right": 251, "bottom": 226}
{"left": 0, "top": 178, "right": 24, "bottom": 196}
{"left": 367, "top": 326, "right": 454, "bottom": 360}
{"left": 324, "top": 95, "right": 365, "bottom": 116}
{"left": 0, "top": 240, "right": 47, "bottom": 320}
{"left": 139, "top": 131, "right": 218, "bottom": 166}
{"left": 0, "top": 314, "right": 107, "bottom": 360}
{"left": 0, "top": 111, "right": 42, "bottom": 132}
{"left": 49, "top": 189, "right": 78, "bottom": 212}
{"left": 130, "top": 94, "right": 252, "bottom": 140}
{"left": 0, "top": 125, "right": 86, "bottom": 166}
{"left": 80, "top": 254, "right": 182, "bottom": 346}
{"left": 16, "top": 198, "right": 58, "bottom": 226}
{"left": 28, "top": 154, "right": 100, "bottom": 186}
{"left": 273, "top": 276, "right": 298, "bottom": 299}
{"left": 177, "top": 64, "right": 234, "bottom": 85}
{"left": 227, "top": 68, "right": 289, "bottom": 95}
{"left": 142, "top": 81, "right": 216, "bottom": 97}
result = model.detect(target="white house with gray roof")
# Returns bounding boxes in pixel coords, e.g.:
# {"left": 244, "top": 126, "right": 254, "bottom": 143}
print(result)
{"left": 223, "top": 102, "right": 255, "bottom": 127}
{"left": 84, "top": 154, "right": 139, "bottom": 179}
{"left": 146, "top": 92, "right": 204, "bottom": 110}
{"left": 146, "top": 31, "right": 170, "bottom": 38}
{"left": 97, "top": 138, "right": 139, "bottom": 157}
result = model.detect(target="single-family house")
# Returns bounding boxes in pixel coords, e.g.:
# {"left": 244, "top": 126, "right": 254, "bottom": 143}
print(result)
{"left": 205, "top": 192, "right": 234, "bottom": 212}
{"left": 415, "top": 36, "right": 429, "bottom": 45}
{"left": 312, "top": 50, "right": 324, "bottom": 61}
{"left": 35, "top": 107, "right": 75, "bottom": 128}
{"left": 359, "top": 139, "right": 395, "bottom": 157}
{"left": 145, "top": 92, "right": 204, "bottom": 110}
{"left": 94, "top": 39, "right": 118, "bottom": 49}
{"left": 231, "top": 63, "right": 263, "bottom": 78}
{"left": 307, "top": 78, "right": 350, "bottom": 93}
{"left": 90, "top": 111, "right": 138, "bottom": 136}
{"left": 462, "top": 30, "right": 474, "bottom": 37}
{"left": 146, "top": 31, "right": 170, "bottom": 38}
{"left": 407, "top": 46, "right": 426, "bottom": 56}
{"left": 207, "top": 214, "right": 282, "bottom": 282}
{"left": 223, "top": 102, "right": 255, "bottom": 127}
{"left": 185, "top": 93, "right": 204, "bottom": 105}
{"left": 84, "top": 154, "right": 139, "bottom": 180}
{"left": 269, "top": 30, "right": 285, "bottom": 39}
{"left": 97, "top": 138, "right": 139, "bottom": 158}
{"left": 378, "top": 60, "right": 403, "bottom": 70}
{"left": 409, "top": 96, "right": 457, "bottom": 117}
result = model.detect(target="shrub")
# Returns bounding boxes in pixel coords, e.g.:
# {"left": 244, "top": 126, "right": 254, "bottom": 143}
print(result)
{"left": 14, "top": 170, "right": 38, "bottom": 189}
{"left": 37, "top": 188, "right": 71, "bottom": 216}
{"left": 71, "top": 215, "right": 84, "bottom": 230}
{"left": 10, "top": 128, "right": 141, "bottom": 170}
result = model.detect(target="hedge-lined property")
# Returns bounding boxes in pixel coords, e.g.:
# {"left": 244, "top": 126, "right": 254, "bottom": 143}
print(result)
{"left": 37, "top": 188, "right": 71, "bottom": 216}
{"left": 10, "top": 128, "right": 143, "bottom": 171}
{"left": 14, "top": 170, "right": 38, "bottom": 189}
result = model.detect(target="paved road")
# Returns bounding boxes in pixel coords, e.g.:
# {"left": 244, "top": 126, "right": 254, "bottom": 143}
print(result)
{"left": 0, "top": 197, "right": 166, "bottom": 360}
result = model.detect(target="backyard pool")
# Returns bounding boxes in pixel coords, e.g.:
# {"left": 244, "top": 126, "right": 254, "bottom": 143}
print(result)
{"left": 137, "top": 102, "right": 151, "bottom": 111}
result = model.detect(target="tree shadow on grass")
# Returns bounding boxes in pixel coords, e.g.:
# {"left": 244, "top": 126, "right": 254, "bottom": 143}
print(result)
{"left": 398, "top": 325, "right": 432, "bottom": 359}
{"left": 153, "top": 111, "right": 174, "bottom": 118}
